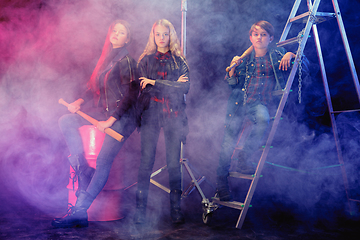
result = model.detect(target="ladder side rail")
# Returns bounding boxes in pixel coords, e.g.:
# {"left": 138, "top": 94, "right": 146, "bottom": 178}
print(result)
{"left": 311, "top": 23, "right": 352, "bottom": 210}
{"left": 307, "top": 0, "right": 313, "bottom": 9}
{"left": 330, "top": 112, "right": 352, "bottom": 207}
{"left": 236, "top": 23, "right": 315, "bottom": 228}
{"left": 308, "top": 15, "right": 333, "bottom": 116}
{"left": 331, "top": 0, "right": 360, "bottom": 102}
{"left": 236, "top": 3, "right": 321, "bottom": 227}
{"left": 279, "top": 0, "right": 302, "bottom": 42}
{"left": 236, "top": 56, "right": 303, "bottom": 229}
{"left": 309, "top": 0, "right": 352, "bottom": 205}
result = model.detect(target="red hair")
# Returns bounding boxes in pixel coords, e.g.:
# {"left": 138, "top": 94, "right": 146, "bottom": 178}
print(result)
{"left": 87, "top": 19, "right": 131, "bottom": 93}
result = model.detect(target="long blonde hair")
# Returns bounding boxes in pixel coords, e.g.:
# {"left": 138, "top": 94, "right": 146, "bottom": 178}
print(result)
{"left": 87, "top": 19, "right": 131, "bottom": 93}
{"left": 138, "top": 19, "right": 183, "bottom": 64}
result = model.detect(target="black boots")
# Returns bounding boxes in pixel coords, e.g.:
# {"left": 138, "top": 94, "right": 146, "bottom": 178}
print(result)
{"left": 170, "top": 190, "right": 185, "bottom": 224}
{"left": 235, "top": 151, "right": 256, "bottom": 175}
{"left": 68, "top": 154, "right": 95, "bottom": 197}
{"left": 216, "top": 175, "right": 232, "bottom": 201}
{"left": 134, "top": 190, "right": 147, "bottom": 224}
{"left": 134, "top": 189, "right": 185, "bottom": 224}
{"left": 51, "top": 191, "right": 94, "bottom": 228}
{"left": 77, "top": 164, "right": 95, "bottom": 197}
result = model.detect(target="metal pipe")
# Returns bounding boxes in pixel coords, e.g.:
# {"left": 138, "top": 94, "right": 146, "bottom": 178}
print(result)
{"left": 181, "top": 0, "right": 187, "bottom": 57}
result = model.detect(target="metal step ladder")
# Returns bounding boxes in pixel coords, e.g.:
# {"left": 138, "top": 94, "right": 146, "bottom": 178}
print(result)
{"left": 278, "top": 0, "right": 360, "bottom": 214}
{"left": 203, "top": 0, "right": 359, "bottom": 229}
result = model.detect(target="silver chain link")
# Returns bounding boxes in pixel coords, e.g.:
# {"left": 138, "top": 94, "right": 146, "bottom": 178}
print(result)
{"left": 298, "top": 56, "right": 303, "bottom": 104}
{"left": 296, "top": 28, "right": 305, "bottom": 104}
{"left": 243, "top": 63, "right": 249, "bottom": 105}
{"left": 242, "top": 34, "right": 304, "bottom": 105}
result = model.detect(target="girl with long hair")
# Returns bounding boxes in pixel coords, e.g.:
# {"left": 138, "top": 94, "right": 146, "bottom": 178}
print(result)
{"left": 135, "top": 19, "right": 190, "bottom": 224}
{"left": 53, "top": 19, "right": 139, "bottom": 228}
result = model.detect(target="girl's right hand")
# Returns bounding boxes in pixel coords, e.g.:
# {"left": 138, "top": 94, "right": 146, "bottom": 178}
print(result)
{"left": 68, "top": 99, "right": 83, "bottom": 113}
{"left": 97, "top": 117, "right": 116, "bottom": 133}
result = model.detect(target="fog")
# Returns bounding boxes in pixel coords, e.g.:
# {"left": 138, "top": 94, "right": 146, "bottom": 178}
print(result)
{"left": 0, "top": 0, "right": 359, "bottom": 229}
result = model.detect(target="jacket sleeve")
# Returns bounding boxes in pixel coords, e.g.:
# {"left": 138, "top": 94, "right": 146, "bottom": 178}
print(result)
{"left": 138, "top": 57, "right": 148, "bottom": 79}
{"left": 111, "top": 80, "right": 139, "bottom": 120}
{"left": 224, "top": 72, "right": 238, "bottom": 86}
{"left": 111, "top": 59, "right": 140, "bottom": 120}
{"left": 153, "top": 57, "right": 190, "bottom": 95}
{"left": 224, "top": 60, "right": 247, "bottom": 89}
{"left": 80, "top": 87, "right": 95, "bottom": 104}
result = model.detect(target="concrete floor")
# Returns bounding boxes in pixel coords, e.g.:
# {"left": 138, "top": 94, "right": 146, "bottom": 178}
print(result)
{"left": 1, "top": 182, "right": 360, "bottom": 240}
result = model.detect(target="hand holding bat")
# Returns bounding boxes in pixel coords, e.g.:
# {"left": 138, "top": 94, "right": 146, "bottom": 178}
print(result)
{"left": 226, "top": 46, "right": 254, "bottom": 72}
{"left": 59, "top": 98, "right": 124, "bottom": 142}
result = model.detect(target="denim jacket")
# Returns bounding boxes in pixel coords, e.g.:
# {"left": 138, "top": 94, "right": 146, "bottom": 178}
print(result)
{"left": 224, "top": 47, "right": 308, "bottom": 128}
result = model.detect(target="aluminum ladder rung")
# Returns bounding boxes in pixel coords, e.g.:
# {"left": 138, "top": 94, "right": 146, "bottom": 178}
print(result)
{"left": 277, "top": 11, "right": 336, "bottom": 47}
{"left": 277, "top": 37, "right": 301, "bottom": 47}
{"left": 331, "top": 109, "right": 360, "bottom": 114}
{"left": 212, "top": 197, "right": 244, "bottom": 210}
{"left": 290, "top": 11, "right": 335, "bottom": 24}
{"left": 229, "top": 172, "right": 255, "bottom": 180}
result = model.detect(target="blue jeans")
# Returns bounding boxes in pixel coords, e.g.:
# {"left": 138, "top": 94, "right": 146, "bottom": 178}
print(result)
{"left": 217, "top": 102, "right": 270, "bottom": 177}
{"left": 137, "top": 104, "right": 182, "bottom": 193}
{"left": 58, "top": 110, "right": 136, "bottom": 198}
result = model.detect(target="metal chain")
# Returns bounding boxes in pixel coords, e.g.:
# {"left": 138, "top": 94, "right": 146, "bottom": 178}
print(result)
{"left": 295, "top": 11, "right": 315, "bottom": 104}
{"left": 296, "top": 29, "right": 305, "bottom": 104}
{"left": 243, "top": 63, "right": 250, "bottom": 105}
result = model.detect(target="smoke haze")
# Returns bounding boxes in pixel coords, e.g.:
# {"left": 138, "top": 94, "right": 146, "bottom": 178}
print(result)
{"left": 0, "top": 0, "right": 359, "bottom": 227}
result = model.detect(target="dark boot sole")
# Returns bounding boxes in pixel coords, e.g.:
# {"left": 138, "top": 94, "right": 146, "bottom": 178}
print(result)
{"left": 51, "top": 219, "right": 88, "bottom": 228}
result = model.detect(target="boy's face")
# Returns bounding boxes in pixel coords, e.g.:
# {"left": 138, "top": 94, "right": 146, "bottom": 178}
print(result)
{"left": 249, "top": 25, "right": 274, "bottom": 50}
